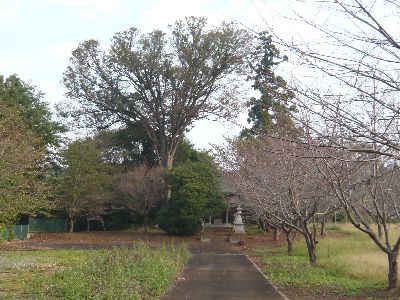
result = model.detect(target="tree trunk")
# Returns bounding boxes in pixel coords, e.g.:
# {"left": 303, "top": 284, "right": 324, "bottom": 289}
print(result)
{"left": 388, "top": 250, "right": 398, "bottom": 289}
{"left": 87, "top": 218, "right": 90, "bottom": 232}
{"left": 163, "top": 183, "right": 170, "bottom": 201}
{"left": 304, "top": 233, "right": 317, "bottom": 264}
{"left": 320, "top": 220, "right": 326, "bottom": 236}
{"left": 312, "top": 218, "right": 317, "bottom": 240}
{"left": 144, "top": 213, "right": 148, "bottom": 233}
{"left": 159, "top": 141, "right": 172, "bottom": 201}
{"left": 69, "top": 218, "right": 74, "bottom": 233}
{"left": 287, "top": 237, "right": 293, "bottom": 254}
{"left": 273, "top": 228, "right": 279, "bottom": 241}
{"left": 306, "top": 240, "right": 316, "bottom": 264}
{"left": 263, "top": 221, "right": 270, "bottom": 233}
{"left": 378, "top": 222, "right": 383, "bottom": 238}
{"left": 100, "top": 218, "right": 105, "bottom": 231}
{"left": 284, "top": 230, "right": 294, "bottom": 254}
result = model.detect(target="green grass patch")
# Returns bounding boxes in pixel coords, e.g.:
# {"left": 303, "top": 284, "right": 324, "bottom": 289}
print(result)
{"left": 245, "top": 224, "right": 265, "bottom": 235}
{"left": 0, "top": 242, "right": 191, "bottom": 299}
{"left": 253, "top": 224, "right": 393, "bottom": 296}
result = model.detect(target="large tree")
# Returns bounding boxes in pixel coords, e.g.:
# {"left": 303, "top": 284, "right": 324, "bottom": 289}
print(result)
{"left": 273, "top": 0, "right": 400, "bottom": 288}
{"left": 0, "top": 104, "right": 50, "bottom": 225}
{"left": 243, "top": 32, "right": 296, "bottom": 136}
{"left": 56, "top": 138, "right": 113, "bottom": 232}
{"left": 0, "top": 73, "right": 61, "bottom": 226}
{"left": 62, "top": 17, "right": 250, "bottom": 169}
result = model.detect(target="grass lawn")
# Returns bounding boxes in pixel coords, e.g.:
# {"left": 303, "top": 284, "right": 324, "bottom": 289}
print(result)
{"left": 0, "top": 242, "right": 191, "bottom": 299}
{"left": 253, "top": 224, "right": 400, "bottom": 296}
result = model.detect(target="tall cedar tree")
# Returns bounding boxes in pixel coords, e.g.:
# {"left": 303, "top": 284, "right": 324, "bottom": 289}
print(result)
{"left": 243, "top": 32, "right": 296, "bottom": 136}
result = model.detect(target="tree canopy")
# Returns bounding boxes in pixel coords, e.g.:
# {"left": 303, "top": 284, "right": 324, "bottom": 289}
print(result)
{"left": 56, "top": 138, "right": 113, "bottom": 232}
{"left": 0, "top": 104, "right": 50, "bottom": 225}
{"left": 0, "top": 74, "right": 64, "bottom": 147}
{"left": 0, "top": 73, "right": 60, "bottom": 225}
{"left": 62, "top": 17, "right": 250, "bottom": 168}
{"left": 242, "top": 32, "right": 296, "bottom": 136}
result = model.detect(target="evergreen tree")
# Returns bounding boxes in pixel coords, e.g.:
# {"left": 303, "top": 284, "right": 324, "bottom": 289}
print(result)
{"left": 158, "top": 143, "right": 226, "bottom": 235}
{"left": 243, "top": 32, "right": 296, "bottom": 136}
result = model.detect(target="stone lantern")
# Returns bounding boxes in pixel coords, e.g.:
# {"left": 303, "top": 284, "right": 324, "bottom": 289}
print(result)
{"left": 233, "top": 206, "right": 245, "bottom": 233}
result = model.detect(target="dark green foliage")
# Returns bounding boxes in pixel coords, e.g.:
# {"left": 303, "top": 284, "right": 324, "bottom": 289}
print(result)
{"left": 173, "top": 139, "right": 200, "bottom": 165}
{"left": 243, "top": 32, "right": 296, "bottom": 136}
{"left": 96, "top": 123, "right": 158, "bottom": 167}
{"left": 56, "top": 138, "right": 114, "bottom": 231}
{"left": 158, "top": 208, "right": 202, "bottom": 235}
{"left": 103, "top": 210, "right": 135, "bottom": 230}
{"left": 158, "top": 154, "right": 226, "bottom": 235}
{"left": 0, "top": 74, "right": 65, "bottom": 147}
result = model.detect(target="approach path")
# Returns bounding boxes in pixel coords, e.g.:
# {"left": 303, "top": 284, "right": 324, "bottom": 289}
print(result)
{"left": 163, "top": 241, "right": 287, "bottom": 300}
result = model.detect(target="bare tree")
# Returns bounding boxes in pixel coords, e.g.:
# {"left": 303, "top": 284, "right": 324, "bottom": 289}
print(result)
{"left": 275, "top": 0, "right": 400, "bottom": 158}
{"left": 117, "top": 164, "right": 163, "bottom": 232}
{"left": 311, "top": 143, "right": 400, "bottom": 289}
{"left": 217, "top": 135, "right": 337, "bottom": 262}
{"left": 265, "top": 0, "right": 400, "bottom": 288}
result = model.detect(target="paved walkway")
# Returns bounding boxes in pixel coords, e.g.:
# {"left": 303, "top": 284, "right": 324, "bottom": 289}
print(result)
{"left": 163, "top": 244, "right": 287, "bottom": 300}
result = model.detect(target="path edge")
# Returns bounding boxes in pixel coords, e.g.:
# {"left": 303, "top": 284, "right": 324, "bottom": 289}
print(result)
{"left": 160, "top": 253, "right": 194, "bottom": 300}
{"left": 246, "top": 255, "right": 290, "bottom": 300}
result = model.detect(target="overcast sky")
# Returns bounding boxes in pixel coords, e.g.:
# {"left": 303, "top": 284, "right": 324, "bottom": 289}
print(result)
{"left": 0, "top": 0, "right": 302, "bottom": 149}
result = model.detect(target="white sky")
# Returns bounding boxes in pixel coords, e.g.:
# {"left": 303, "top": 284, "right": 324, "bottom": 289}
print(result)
{"left": 0, "top": 0, "right": 323, "bottom": 149}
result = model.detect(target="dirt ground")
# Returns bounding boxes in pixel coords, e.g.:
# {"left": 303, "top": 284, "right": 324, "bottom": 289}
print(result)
{"left": 0, "top": 230, "right": 202, "bottom": 250}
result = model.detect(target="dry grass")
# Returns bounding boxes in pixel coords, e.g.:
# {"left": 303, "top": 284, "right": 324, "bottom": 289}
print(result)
{"left": 254, "top": 223, "right": 400, "bottom": 295}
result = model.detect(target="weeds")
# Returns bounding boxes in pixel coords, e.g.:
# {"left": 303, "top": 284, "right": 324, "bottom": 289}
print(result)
{"left": 0, "top": 242, "right": 190, "bottom": 299}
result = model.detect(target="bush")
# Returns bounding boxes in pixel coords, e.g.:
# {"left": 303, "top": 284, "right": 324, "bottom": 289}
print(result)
{"left": 158, "top": 160, "right": 226, "bottom": 235}
{"left": 158, "top": 205, "right": 202, "bottom": 235}
{"left": 104, "top": 209, "right": 135, "bottom": 230}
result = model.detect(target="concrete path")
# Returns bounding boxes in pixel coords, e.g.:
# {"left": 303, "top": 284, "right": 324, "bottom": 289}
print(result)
{"left": 163, "top": 251, "right": 287, "bottom": 300}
